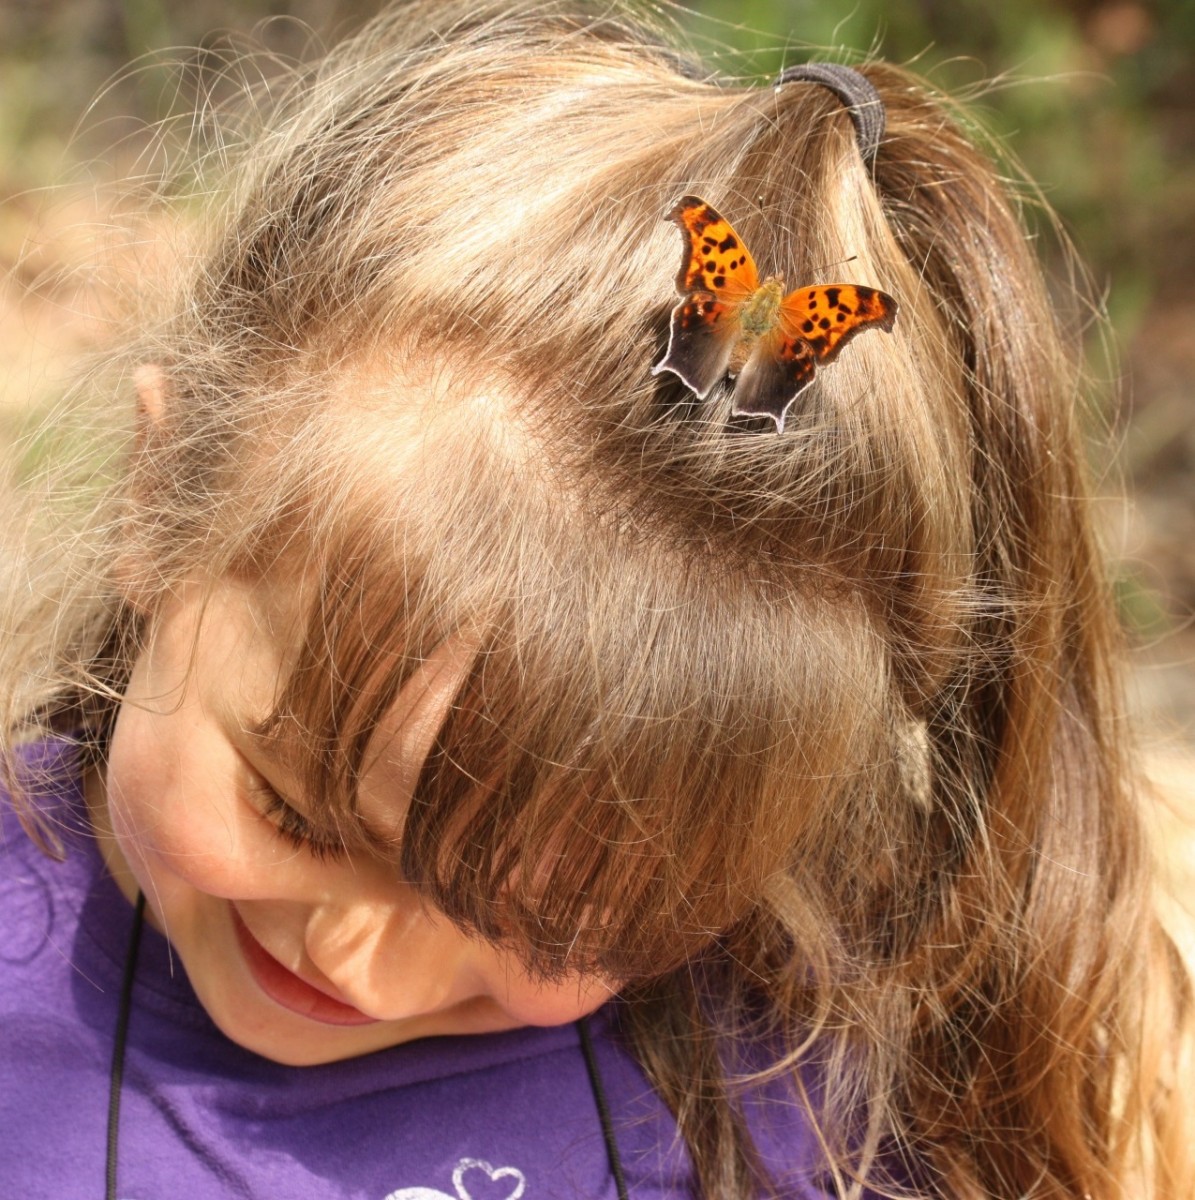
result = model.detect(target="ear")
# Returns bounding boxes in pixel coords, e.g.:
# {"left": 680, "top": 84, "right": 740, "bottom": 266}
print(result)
{"left": 115, "top": 364, "right": 171, "bottom": 614}
{"left": 132, "top": 363, "right": 168, "bottom": 432}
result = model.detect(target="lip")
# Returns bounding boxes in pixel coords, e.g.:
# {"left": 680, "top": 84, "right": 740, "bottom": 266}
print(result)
{"left": 230, "top": 907, "right": 380, "bottom": 1027}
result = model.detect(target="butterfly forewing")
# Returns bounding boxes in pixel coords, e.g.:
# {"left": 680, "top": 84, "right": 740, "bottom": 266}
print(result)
{"left": 777, "top": 284, "right": 897, "bottom": 364}
{"left": 668, "top": 196, "right": 760, "bottom": 299}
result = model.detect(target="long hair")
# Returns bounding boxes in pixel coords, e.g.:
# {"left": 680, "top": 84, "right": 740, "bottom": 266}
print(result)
{"left": 2, "top": 2, "right": 1190, "bottom": 1195}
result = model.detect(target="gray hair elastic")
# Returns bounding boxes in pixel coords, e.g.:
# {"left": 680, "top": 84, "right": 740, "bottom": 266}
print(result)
{"left": 774, "top": 63, "right": 885, "bottom": 164}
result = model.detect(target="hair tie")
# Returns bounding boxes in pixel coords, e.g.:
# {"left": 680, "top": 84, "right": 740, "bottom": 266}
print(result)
{"left": 774, "top": 63, "right": 885, "bottom": 164}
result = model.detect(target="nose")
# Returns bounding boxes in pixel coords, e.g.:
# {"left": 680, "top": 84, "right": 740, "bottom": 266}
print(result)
{"left": 301, "top": 890, "right": 482, "bottom": 1019}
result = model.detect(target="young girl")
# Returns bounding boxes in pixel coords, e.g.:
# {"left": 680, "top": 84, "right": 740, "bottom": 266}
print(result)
{"left": 1, "top": 2, "right": 1190, "bottom": 1197}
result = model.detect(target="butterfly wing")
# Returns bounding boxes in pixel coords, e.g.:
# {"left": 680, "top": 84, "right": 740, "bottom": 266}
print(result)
{"left": 652, "top": 197, "right": 760, "bottom": 398}
{"left": 666, "top": 195, "right": 761, "bottom": 298}
{"left": 732, "top": 284, "right": 898, "bottom": 430}
{"left": 780, "top": 283, "right": 897, "bottom": 364}
{"left": 731, "top": 331, "right": 818, "bottom": 432}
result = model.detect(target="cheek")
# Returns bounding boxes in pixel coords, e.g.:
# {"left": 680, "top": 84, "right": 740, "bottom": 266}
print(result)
{"left": 105, "top": 705, "right": 250, "bottom": 898}
{"left": 488, "top": 968, "right": 616, "bottom": 1028}
{"left": 106, "top": 704, "right": 177, "bottom": 854}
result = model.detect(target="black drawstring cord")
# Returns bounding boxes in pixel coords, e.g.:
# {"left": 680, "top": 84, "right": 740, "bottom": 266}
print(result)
{"left": 106, "top": 890, "right": 145, "bottom": 1200}
{"left": 105, "top": 902, "right": 626, "bottom": 1199}
{"left": 578, "top": 1015, "right": 630, "bottom": 1200}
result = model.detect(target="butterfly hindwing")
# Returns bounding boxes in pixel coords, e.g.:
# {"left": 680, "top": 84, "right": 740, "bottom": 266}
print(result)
{"left": 652, "top": 292, "right": 739, "bottom": 399}
{"left": 731, "top": 329, "right": 818, "bottom": 431}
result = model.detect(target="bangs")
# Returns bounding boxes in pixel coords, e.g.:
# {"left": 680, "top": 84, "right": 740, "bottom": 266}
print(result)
{"left": 251, "top": 463, "right": 896, "bottom": 985}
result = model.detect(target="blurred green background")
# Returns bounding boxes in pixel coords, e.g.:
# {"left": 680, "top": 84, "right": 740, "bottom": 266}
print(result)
{"left": 1, "top": 0, "right": 1193, "bottom": 743}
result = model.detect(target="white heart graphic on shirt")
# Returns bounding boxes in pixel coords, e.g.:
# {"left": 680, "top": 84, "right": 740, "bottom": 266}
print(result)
{"left": 383, "top": 1157, "right": 527, "bottom": 1200}
{"left": 453, "top": 1158, "right": 527, "bottom": 1200}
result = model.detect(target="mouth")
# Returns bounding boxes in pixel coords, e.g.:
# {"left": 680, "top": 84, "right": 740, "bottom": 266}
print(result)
{"left": 230, "top": 907, "right": 380, "bottom": 1027}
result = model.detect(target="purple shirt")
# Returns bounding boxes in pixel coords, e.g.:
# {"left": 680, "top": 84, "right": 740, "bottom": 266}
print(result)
{"left": 0, "top": 740, "right": 836, "bottom": 1198}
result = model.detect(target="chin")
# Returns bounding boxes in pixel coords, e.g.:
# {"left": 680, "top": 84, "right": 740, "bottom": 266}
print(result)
{"left": 212, "top": 1012, "right": 395, "bottom": 1066}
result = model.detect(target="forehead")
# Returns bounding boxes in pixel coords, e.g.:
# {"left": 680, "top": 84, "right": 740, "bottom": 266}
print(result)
{"left": 165, "top": 568, "right": 475, "bottom": 850}
{"left": 200, "top": 568, "right": 474, "bottom": 736}
{"left": 211, "top": 359, "right": 511, "bottom": 752}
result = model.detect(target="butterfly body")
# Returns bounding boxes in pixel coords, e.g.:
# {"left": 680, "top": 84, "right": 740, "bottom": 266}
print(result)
{"left": 652, "top": 196, "right": 897, "bottom": 431}
{"left": 736, "top": 276, "right": 784, "bottom": 342}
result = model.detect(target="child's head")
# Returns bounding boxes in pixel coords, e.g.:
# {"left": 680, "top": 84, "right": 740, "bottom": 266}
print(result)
{"left": 5, "top": 1, "right": 1187, "bottom": 1195}
{"left": 81, "top": 0, "right": 1000, "bottom": 982}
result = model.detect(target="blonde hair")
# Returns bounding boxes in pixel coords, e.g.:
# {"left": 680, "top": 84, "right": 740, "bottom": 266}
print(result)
{"left": 3, "top": 1, "right": 1191, "bottom": 1195}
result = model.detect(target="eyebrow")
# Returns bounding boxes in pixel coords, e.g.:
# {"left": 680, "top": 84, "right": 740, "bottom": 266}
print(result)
{"left": 245, "top": 712, "right": 307, "bottom": 757}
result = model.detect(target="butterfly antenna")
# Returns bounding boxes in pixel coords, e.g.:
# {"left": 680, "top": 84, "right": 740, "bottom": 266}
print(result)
{"left": 810, "top": 254, "right": 859, "bottom": 275}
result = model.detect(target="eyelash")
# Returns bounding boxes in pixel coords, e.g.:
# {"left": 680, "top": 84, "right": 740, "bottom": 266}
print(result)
{"left": 249, "top": 777, "right": 347, "bottom": 862}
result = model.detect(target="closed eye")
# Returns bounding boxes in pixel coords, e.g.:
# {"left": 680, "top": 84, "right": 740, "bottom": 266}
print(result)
{"left": 246, "top": 773, "right": 348, "bottom": 862}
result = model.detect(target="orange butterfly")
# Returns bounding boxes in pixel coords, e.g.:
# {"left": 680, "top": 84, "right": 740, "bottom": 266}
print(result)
{"left": 652, "top": 196, "right": 897, "bottom": 431}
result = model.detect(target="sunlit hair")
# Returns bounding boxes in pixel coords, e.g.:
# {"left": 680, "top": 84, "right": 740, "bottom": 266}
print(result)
{"left": 2, "top": 1, "right": 1191, "bottom": 1195}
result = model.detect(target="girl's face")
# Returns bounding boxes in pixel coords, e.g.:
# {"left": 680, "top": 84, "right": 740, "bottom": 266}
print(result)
{"left": 93, "top": 575, "right": 614, "bottom": 1066}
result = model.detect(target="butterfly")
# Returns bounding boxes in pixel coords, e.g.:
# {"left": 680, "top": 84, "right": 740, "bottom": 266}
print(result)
{"left": 652, "top": 195, "right": 898, "bottom": 432}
